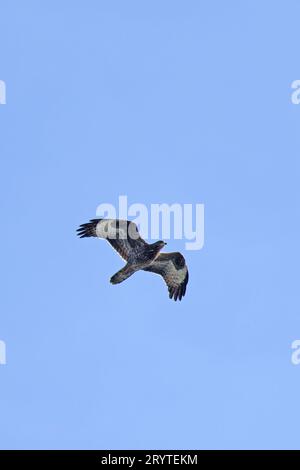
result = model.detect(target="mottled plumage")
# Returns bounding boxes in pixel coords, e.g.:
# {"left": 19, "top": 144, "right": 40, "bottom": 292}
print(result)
{"left": 77, "top": 218, "right": 189, "bottom": 301}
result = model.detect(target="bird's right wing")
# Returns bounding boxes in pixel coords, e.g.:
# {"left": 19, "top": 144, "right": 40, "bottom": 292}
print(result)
{"left": 77, "top": 219, "right": 147, "bottom": 261}
{"left": 144, "top": 252, "right": 189, "bottom": 301}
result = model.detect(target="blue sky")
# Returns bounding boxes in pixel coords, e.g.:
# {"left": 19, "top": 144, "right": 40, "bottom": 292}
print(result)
{"left": 0, "top": 0, "right": 300, "bottom": 450}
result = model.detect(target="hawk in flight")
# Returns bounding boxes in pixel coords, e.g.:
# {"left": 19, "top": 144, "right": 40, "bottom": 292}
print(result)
{"left": 77, "top": 219, "right": 189, "bottom": 301}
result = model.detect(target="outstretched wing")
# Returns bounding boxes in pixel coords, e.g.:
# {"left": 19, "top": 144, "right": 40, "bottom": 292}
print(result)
{"left": 77, "top": 219, "right": 147, "bottom": 261}
{"left": 144, "top": 252, "right": 189, "bottom": 301}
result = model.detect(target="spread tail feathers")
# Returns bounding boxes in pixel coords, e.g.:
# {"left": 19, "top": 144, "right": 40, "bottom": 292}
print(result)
{"left": 110, "top": 264, "right": 137, "bottom": 285}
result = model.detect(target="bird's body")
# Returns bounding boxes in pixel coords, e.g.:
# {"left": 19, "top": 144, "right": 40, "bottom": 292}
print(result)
{"left": 77, "top": 218, "right": 189, "bottom": 301}
{"left": 127, "top": 242, "right": 164, "bottom": 267}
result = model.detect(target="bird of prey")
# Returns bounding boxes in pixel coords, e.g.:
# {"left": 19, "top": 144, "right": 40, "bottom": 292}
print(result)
{"left": 77, "top": 218, "right": 189, "bottom": 301}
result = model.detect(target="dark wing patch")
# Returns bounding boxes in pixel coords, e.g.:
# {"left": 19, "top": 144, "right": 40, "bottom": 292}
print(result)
{"left": 77, "top": 219, "right": 147, "bottom": 261}
{"left": 144, "top": 252, "right": 189, "bottom": 301}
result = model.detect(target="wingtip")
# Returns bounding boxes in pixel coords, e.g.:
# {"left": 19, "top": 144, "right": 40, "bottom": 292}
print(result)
{"left": 168, "top": 281, "right": 187, "bottom": 302}
{"left": 76, "top": 220, "right": 102, "bottom": 238}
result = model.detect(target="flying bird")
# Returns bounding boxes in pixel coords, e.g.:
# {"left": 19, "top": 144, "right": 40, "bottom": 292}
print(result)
{"left": 77, "top": 219, "right": 189, "bottom": 301}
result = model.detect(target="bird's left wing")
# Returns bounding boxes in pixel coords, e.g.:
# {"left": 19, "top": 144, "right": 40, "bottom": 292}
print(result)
{"left": 77, "top": 219, "right": 147, "bottom": 261}
{"left": 143, "top": 252, "right": 189, "bottom": 301}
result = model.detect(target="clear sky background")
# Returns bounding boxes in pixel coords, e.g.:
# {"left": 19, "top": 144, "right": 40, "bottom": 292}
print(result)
{"left": 0, "top": 0, "right": 300, "bottom": 450}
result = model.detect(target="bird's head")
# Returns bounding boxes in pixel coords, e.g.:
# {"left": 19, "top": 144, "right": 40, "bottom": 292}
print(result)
{"left": 156, "top": 240, "right": 167, "bottom": 250}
